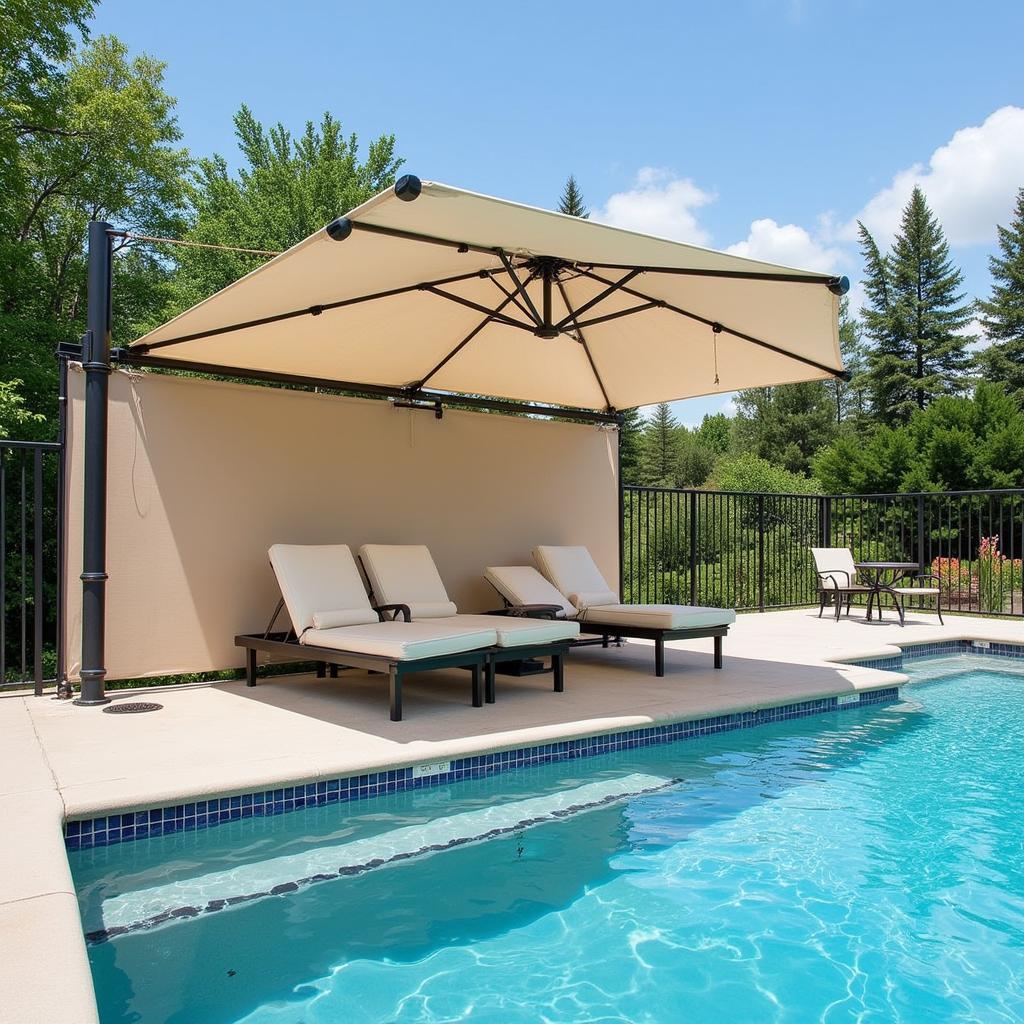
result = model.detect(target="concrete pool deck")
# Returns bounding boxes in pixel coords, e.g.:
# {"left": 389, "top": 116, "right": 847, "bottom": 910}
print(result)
{"left": 2, "top": 607, "right": 1022, "bottom": 1022}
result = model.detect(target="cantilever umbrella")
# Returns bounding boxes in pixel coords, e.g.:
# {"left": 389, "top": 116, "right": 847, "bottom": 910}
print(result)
{"left": 125, "top": 176, "right": 849, "bottom": 418}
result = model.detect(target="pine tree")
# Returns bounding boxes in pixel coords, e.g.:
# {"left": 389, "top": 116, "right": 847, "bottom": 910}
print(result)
{"left": 638, "top": 403, "right": 681, "bottom": 484}
{"left": 977, "top": 187, "right": 1024, "bottom": 397}
{"left": 831, "top": 297, "right": 870, "bottom": 426}
{"left": 618, "top": 407, "right": 644, "bottom": 484}
{"left": 558, "top": 175, "right": 589, "bottom": 218}
{"left": 859, "top": 187, "right": 974, "bottom": 425}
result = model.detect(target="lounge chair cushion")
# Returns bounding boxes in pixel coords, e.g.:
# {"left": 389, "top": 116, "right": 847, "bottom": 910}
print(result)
{"left": 269, "top": 543, "right": 379, "bottom": 633}
{"left": 433, "top": 613, "right": 580, "bottom": 648}
{"left": 312, "top": 608, "right": 382, "bottom": 630}
{"left": 359, "top": 544, "right": 458, "bottom": 618}
{"left": 569, "top": 588, "right": 620, "bottom": 610}
{"left": 484, "top": 566, "right": 577, "bottom": 618}
{"left": 579, "top": 604, "right": 737, "bottom": 630}
{"left": 301, "top": 620, "right": 496, "bottom": 660}
{"left": 534, "top": 545, "right": 617, "bottom": 605}
{"left": 890, "top": 586, "right": 941, "bottom": 596}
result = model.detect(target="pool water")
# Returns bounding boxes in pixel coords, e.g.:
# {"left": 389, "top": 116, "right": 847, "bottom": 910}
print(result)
{"left": 73, "top": 656, "right": 1024, "bottom": 1023}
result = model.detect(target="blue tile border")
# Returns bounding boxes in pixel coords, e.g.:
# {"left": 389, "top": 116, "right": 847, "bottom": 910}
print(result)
{"left": 848, "top": 638, "right": 1024, "bottom": 672}
{"left": 64, "top": 686, "right": 902, "bottom": 852}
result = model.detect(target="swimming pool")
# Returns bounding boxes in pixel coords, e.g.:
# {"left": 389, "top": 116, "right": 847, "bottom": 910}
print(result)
{"left": 73, "top": 655, "right": 1024, "bottom": 1022}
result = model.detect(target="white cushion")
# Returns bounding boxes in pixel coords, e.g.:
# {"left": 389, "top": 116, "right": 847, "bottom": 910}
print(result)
{"left": 811, "top": 547, "right": 859, "bottom": 589}
{"left": 311, "top": 608, "right": 381, "bottom": 630}
{"left": 433, "top": 613, "right": 580, "bottom": 648}
{"left": 891, "top": 587, "right": 940, "bottom": 595}
{"left": 301, "top": 620, "right": 496, "bottom": 661}
{"left": 359, "top": 544, "right": 458, "bottom": 618}
{"left": 269, "top": 544, "right": 378, "bottom": 633}
{"left": 534, "top": 545, "right": 618, "bottom": 603}
{"left": 580, "top": 604, "right": 736, "bottom": 630}
{"left": 484, "top": 566, "right": 577, "bottom": 617}
{"left": 568, "top": 589, "right": 619, "bottom": 609}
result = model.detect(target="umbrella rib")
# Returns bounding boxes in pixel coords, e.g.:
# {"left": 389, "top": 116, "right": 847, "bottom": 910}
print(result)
{"left": 415, "top": 275, "right": 537, "bottom": 390}
{"left": 555, "top": 276, "right": 613, "bottom": 412}
{"left": 583, "top": 261, "right": 841, "bottom": 286}
{"left": 497, "top": 251, "right": 542, "bottom": 325}
{"left": 485, "top": 271, "right": 536, "bottom": 322}
{"left": 572, "top": 301, "right": 661, "bottom": 331}
{"left": 420, "top": 285, "right": 537, "bottom": 332}
{"left": 577, "top": 268, "right": 848, "bottom": 381}
{"left": 553, "top": 269, "right": 640, "bottom": 331}
{"left": 132, "top": 267, "right": 496, "bottom": 353}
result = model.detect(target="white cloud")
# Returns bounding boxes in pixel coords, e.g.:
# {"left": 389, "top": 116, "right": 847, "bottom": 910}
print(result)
{"left": 596, "top": 167, "right": 716, "bottom": 245}
{"left": 845, "top": 105, "right": 1024, "bottom": 246}
{"left": 726, "top": 218, "right": 844, "bottom": 272}
{"left": 721, "top": 396, "right": 737, "bottom": 417}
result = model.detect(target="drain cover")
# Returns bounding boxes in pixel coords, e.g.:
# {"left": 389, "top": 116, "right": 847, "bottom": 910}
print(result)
{"left": 103, "top": 701, "right": 163, "bottom": 714}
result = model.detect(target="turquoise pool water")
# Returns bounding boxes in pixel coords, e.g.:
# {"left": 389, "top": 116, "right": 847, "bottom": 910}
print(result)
{"left": 73, "top": 656, "right": 1024, "bottom": 1023}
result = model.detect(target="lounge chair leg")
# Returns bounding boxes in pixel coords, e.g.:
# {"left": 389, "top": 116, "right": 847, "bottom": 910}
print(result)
{"left": 389, "top": 666, "right": 402, "bottom": 722}
{"left": 329, "top": 663, "right": 338, "bottom": 678}
{"left": 714, "top": 635, "right": 723, "bottom": 669}
{"left": 316, "top": 661, "right": 326, "bottom": 679}
{"left": 937, "top": 600, "right": 944, "bottom": 625}
{"left": 818, "top": 595, "right": 825, "bottom": 618}
{"left": 471, "top": 664, "right": 483, "bottom": 708}
{"left": 484, "top": 658, "right": 496, "bottom": 704}
{"left": 245, "top": 648, "right": 257, "bottom": 687}
{"left": 553, "top": 653, "right": 564, "bottom": 692}
{"left": 602, "top": 635, "right": 609, "bottom": 648}
{"left": 655, "top": 637, "right": 665, "bottom": 677}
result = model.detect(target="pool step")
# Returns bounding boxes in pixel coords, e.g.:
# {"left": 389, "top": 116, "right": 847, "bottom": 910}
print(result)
{"left": 85, "top": 772, "right": 675, "bottom": 943}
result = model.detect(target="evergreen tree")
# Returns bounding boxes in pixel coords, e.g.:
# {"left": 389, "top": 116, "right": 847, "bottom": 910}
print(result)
{"left": 638, "top": 402, "right": 681, "bottom": 484}
{"left": 977, "top": 187, "right": 1024, "bottom": 397}
{"left": 557, "top": 175, "right": 589, "bottom": 218}
{"left": 859, "top": 187, "right": 974, "bottom": 425}
{"left": 732, "top": 383, "right": 836, "bottom": 475}
{"left": 618, "top": 406, "right": 644, "bottom": 484}
{"left": 830, "top": 297, "right": 870, "bottom": 426}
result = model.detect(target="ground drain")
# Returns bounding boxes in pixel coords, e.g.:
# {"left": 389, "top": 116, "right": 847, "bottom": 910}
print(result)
{"left": 103, "top": 701, "right": 163, "bottom": 714}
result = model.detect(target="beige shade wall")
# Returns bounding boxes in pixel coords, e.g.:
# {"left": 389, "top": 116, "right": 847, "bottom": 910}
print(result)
{"left": 63, "top": 367, "right": 619, "bottom": 681}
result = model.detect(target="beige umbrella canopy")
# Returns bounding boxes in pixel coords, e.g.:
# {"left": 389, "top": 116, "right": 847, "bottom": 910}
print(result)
{"left": 128, "top": 176, "right": 849, "bottom": 417}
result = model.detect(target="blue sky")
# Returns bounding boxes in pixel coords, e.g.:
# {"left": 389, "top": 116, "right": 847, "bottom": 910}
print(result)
{"left": 91, "top": 0, "right": 1023, "bottom": 422}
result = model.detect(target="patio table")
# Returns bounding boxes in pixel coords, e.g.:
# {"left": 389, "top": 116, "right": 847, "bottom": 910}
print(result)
{"left": 855, "top": 561, "right": 919, "bottom": 621}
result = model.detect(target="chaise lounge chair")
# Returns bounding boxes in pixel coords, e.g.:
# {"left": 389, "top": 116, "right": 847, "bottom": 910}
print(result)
{"left": 234, "top": 544, "right": 497, "bottom": 721}
{"left": 485, "top": 545, "right": 735, "bottom": 676}
{"left": 358, "top": 544, "right": 580, "bottom": 701}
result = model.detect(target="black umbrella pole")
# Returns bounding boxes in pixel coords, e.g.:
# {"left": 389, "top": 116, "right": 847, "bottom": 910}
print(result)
{"left": 75, "top": 221, "right": 113, "bottom": 706}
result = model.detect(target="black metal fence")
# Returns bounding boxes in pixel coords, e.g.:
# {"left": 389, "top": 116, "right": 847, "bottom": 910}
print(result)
{"left": 624, "top": 486, "right": 1024, "bottom": 617}
{"left": 1, "top": 440, "right": 64, "bottom": 693}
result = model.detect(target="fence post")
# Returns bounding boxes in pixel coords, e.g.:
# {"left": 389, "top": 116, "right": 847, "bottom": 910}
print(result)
{"left": 689, "top": 490, "right": 697, "bottom": 605}
{"left": 821, "top": 495, "right": 832, "bottom": 547}
{"left": 757, "top": 494, "right": 766, "bottom": 612}
{"left": 916, "top": 494, "right": 925, "bottom": 571}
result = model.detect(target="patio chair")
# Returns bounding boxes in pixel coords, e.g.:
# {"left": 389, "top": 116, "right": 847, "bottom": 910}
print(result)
{"left": 889, "top": 576, "right": 944, "bottom": 626}
{"left": 234, "top": 544, "right": 497, "bottom": 721}
{"left": 486, "top": 546, "right": 735, "bottom": 676}
{"left": 358, "top": 544, "right": 579, "bottom": 701}
{"left": 810, "top": 547, "right": 874, "bottom": 621}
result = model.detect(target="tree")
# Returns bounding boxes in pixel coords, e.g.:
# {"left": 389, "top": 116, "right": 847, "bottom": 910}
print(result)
{"left": 557, "top": 175, "right": 589, "bottom": 219}
{"left": 859, "top": 187, "right": 974, "bottom": 425}
{"left": 618, "top": 406, "right": 644, "bottom": 484}
{"left": 813, "top": 382, "right": 1024, "bottom": 493}
{"left": 830, "top": 297, "right": 870, "bottom": 426}
{"left": 1, "top": 30, "right": 190, "bottom": 428}
{"left": 165, "top": 106, "right": 402, "bottom": 317}
{"left": 708, "top": 452, "right": 817, "bottom": 495}
{"left": 977, "top": 187, "right": 1024, "bottom": 397}
{"left": 732, "top": 382, "right": 836, "bottom": 475}
{"left": 638, "top": 402, "right": 681, "bottom": 484}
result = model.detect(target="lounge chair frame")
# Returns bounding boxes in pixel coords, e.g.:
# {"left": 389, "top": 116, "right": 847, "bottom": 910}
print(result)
{"left": 235, "top": 630, "right": 488, "bottom": 722}
{"left": 486, "top": 592, "right": 726, "bottom": 677}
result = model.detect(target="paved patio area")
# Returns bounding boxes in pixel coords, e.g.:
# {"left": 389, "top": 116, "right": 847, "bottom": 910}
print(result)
{"left": 2, "top": 606, "right": 1021, "bottom": 1022}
